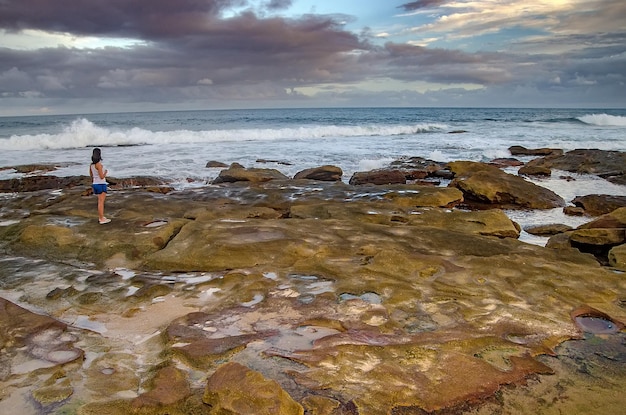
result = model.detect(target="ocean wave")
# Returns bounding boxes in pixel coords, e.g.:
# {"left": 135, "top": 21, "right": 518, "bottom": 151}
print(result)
{"left": 577, "top": 113, "right": 626, "bottom": 127}
{"left": 0, "top": 118, "right": 447, "bottom": 151}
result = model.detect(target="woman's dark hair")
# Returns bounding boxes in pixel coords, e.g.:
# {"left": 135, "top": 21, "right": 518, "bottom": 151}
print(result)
{"left": 91, "top": 148, "right": 102, "bottom": 164}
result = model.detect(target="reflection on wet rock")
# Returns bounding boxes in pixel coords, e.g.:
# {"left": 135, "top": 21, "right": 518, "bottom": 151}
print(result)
{"left": 339, "top": 292, "right": 382, "bottom": 304}
{"left": 571, "top": 305, "right": 624, "bottom": 335}
{"left": 575, "top": 316, "right": 619, "bottom": 334}
{"left": 143, "top": 219, "right": 168, "bottom": 228}
{"left": 0, "top": 298, "right": 84, "bottom": 376}
{"left": 1, "top": 177, "right": 626, "bottom": 414}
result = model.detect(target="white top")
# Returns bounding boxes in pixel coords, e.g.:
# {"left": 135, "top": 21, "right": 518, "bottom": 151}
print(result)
{"left": 91, "top": 163, "right": 107, "bottom": 185}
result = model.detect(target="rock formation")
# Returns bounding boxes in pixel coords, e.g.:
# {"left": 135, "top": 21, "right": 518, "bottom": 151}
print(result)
{"left": 0, "top": 160, "right": 624, "bottom": 415}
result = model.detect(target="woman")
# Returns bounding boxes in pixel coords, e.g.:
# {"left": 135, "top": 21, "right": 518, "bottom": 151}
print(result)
{"left": 89, "top": 148, "right": 111, "bottom": 224}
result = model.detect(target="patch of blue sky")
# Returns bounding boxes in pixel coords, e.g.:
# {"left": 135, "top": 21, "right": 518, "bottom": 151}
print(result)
{"left": 278, "top": 1, "right": 400, "bottom": 30}
{"left": 391, "top": 25, "right": 549, "bottom": 53}
{"left": 440, "top": 26, "right": 550, "bottom": 53}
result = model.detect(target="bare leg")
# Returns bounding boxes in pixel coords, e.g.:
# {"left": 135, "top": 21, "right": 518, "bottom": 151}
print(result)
{"left": 98, "top": 192, "right": 106, "bottom": 221}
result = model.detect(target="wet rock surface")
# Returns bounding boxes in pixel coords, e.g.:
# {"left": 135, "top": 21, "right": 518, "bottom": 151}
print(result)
{"left": 448, "top": 161, "right": 565, "bottom": 209}
{"left": 524, "top": 223, "right": 573, "bottom": 236}
{"left": 293, "top": 165, "right": 343, "bottom": 181}
{"left": 508, "top": 146, "right": 563, "bottom": 157}
{"left": 212, "top": 164, "right": 290, "bottom": 183}
{"left": 521, "top": 149, "right": 626, "bottom": 185}
{"left": 203, "top": 362, "right": 304, "bottom": 415}
{"left": 571, "top": 194, "right": 626, "bottom": 216}
{"left": 0, "top": 165, "right": 625, "bottom": 414}
{"left": 547, "top": 207, "right": 626, "bottom": 269}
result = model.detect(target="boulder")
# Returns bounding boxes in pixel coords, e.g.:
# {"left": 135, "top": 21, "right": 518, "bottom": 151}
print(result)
{"left": 518, "top": 164, "right": 552, "bottom": 176}
{"left": 490, "top": 158, "right": 524, "bottom": 168}
{"left": 563, "top": 206, "right": 585, "bottom": 216}
{"left": 447, "top": 161, "right": 494, "bottom": 176}
{"left": 203, "top": 362, "right": 303, "bottom": 415}
{"left": 213, "top": 166, "right": 289, "bottom": 183}
{"left": 206, "top": 160, "right": 228, "bottom": 168}
{"left": 519, "top": 149, "right": 626, "bottom": 185}
{"left": 508, "top": 146, "right": 563, "bottom": 156}
{"left": 293, "top": 165, "right": 342, "bottom": 181}
{"left": 567, "top": 228, "right": 625, "bottom": 265}
{"left": 547, "top": 208, "right": 626, "bottom": 265}
{"left": 571, "top": 195, "right": 626, "bottom": 216}
{"left": 545, "top": 231, "right": 575, "bottom": 250}
{"left": 0, "top": 175, "right": 88, "bottom": 193}
{"left": 389, "top": 157, "right": 448, "bottom": 177}
{"left": 525, "top": 224, "right": 573, "bottom": 236}
{"left": 608, "top": 244, "right": 626, "bottom": 270}
{"left": 349, "top": 169, "right": 406, "bottom": 185}
{"left": 577, "top": 207, "right": 626, "bottom": 230}
{"left": 349, "top": 158, "right": 451, "bottom": 186}
{"left": 569, "top": 228, "right": 625, "bottom": 246}
{"left": 447, "top": 161, "right": 565, "bottom": 209}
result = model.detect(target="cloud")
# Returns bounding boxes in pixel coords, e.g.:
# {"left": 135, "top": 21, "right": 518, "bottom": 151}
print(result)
{"left": 401, "top": 0, "right": 626, "bottom": 42}
{"left": 265, "top": 0, "right": 293, "bottom": 11}
{"left": 0, "top": 0, "right": 624, "bottom": 114}
{"left": 0, "top": 2, "right": 369, "bottom": 97}
{"left": 0, "top": 0, "right": 243, "bottom": 37}
{"left": 399, "top": 1, "right": 447, "bottom": 12}
{"left": 0, "top": 67, "right": 32, "bottom": 89}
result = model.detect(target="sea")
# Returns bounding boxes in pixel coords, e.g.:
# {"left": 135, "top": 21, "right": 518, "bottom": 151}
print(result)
{"left": 1, "top": 107, "right": 626, "bottom": 244}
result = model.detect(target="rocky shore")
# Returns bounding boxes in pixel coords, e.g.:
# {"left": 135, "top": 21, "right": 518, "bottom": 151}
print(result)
{"left": 0, "top": 148, "right": 625, "bottom": 414}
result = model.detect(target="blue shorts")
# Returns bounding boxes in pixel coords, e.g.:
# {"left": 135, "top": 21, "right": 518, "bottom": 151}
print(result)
{"left": 92, "top": 184, "right": 108, "bottom": 195}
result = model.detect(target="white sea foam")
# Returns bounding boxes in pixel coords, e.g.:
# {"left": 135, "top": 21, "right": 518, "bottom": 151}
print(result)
{"left": 578, "top": 113, "right": 626, "bottom": 127}
{"left": 0, "top": 108, "right": 624, "bottom": 198}
{"left": 357, "top": 158, "right": 395, "bottom": 171}
{"left": 0, "top": 118, "right": 446, "bottom": 151}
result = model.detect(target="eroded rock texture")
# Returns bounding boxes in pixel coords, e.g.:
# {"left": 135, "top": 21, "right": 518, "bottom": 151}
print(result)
{"left": 0, "top": 173, "right": 624, "bottom": 414}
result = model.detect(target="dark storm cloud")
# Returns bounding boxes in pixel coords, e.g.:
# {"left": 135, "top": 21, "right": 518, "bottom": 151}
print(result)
{"left": 265, "top": 0, "right": 293, "bottom": 10}
{"left": 177, "top": 12, "right": 364, "bottom": 57}
{"left": 0, "top": 0, "right": 624, "bottom": 113}
{"left": 510, "top": 31, "right": 626, "bottom": 90}
{"left": 514, "top": 32, "right": 626, "bottom": 60}
{"left": 398, "top": 1, "right": 447, "bottom": 12}
{"left": 361, "top": 42, "right": 514, "bottom": 85}
{"left": 0, "top": 0, "right": 245, "bottom": 37}
{"left": 0, "top": 0, "right": 370, "bottom": 104}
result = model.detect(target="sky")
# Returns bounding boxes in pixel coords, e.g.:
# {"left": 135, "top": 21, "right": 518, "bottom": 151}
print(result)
{"left": 0, "top": 0, "right": 625, "bottom": 116}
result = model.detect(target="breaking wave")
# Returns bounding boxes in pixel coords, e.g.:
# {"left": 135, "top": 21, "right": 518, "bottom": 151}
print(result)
{"left": 577, "top": 113, "right": 626, "bottom": 127}
{"left": 0, "top": 118, "right": 447, "bottom": 151}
